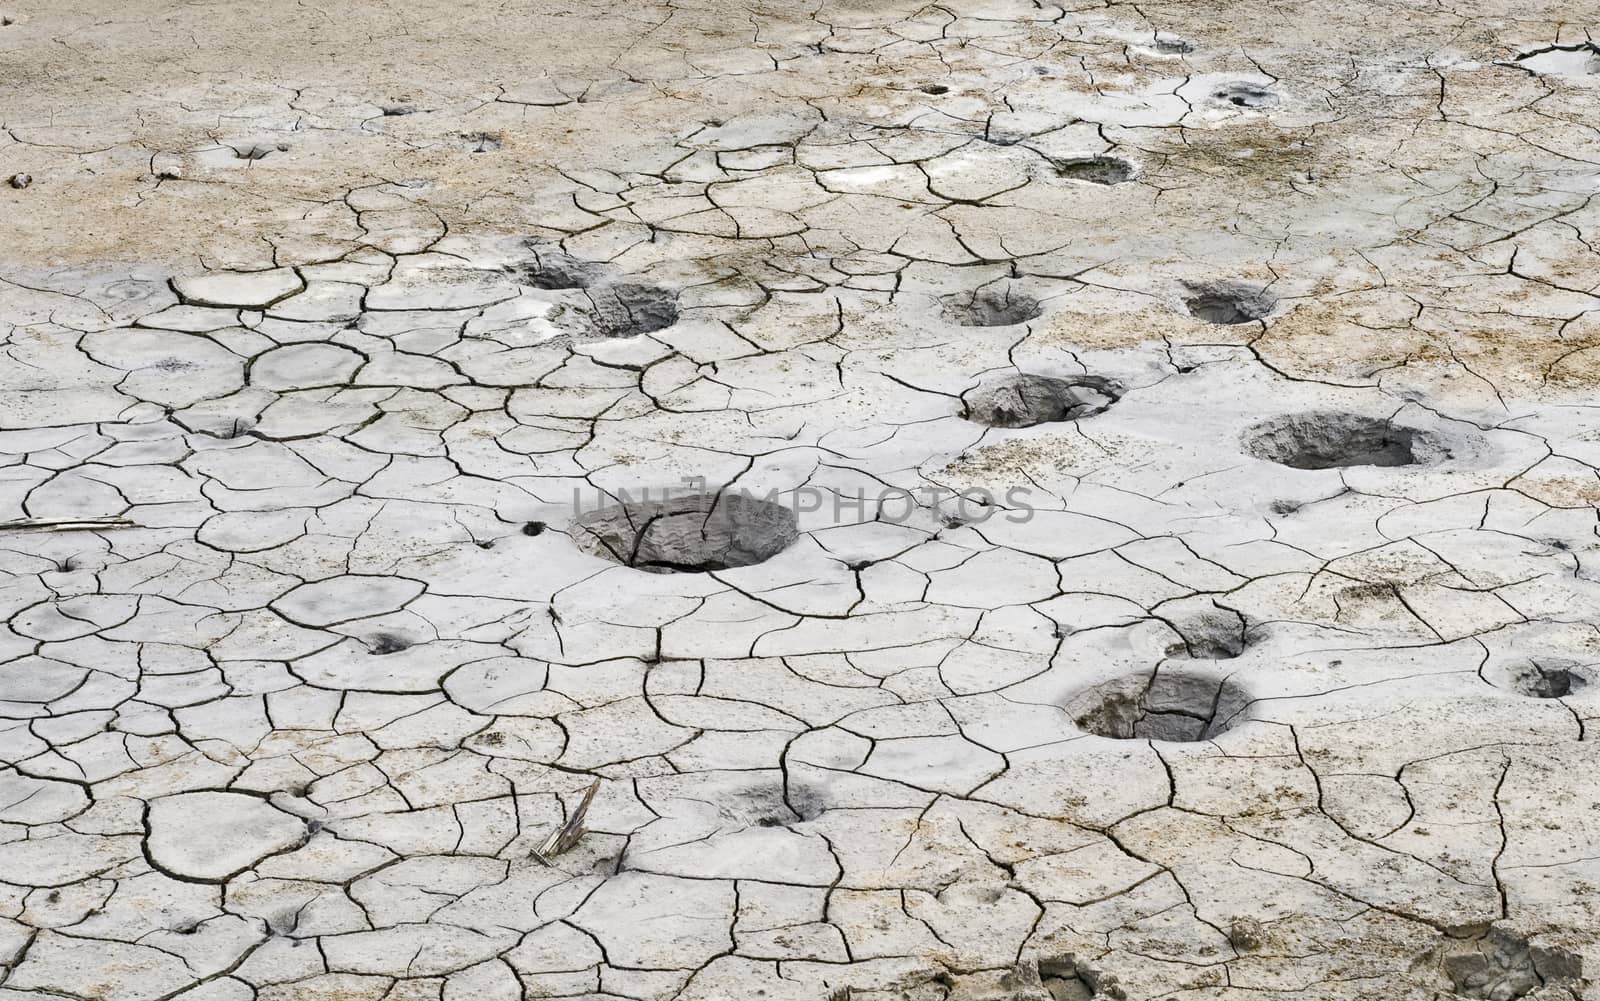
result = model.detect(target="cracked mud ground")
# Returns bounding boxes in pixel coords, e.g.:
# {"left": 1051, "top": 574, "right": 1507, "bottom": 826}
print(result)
{"left": 4, "top": 1, "right": 1600, "bottom": 1000}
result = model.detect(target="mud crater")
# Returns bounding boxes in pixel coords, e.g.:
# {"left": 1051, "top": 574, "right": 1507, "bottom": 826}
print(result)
{"left": 961, "top": 373, "right": 1120, "bottom": 428}
{"left": 367, "top": 633, "right": 413, "bottom": 655}
{"left": 1182, "top": 280, "right": 1275, "bottom": 324}
{"left": 513, "top": 249, "right": 596, "bottom": 290}
{"left": 1244, "top": 411, "right": 1432, "bottom": 470}
{"left": 1053, "top": 155, "right": 1136, "bottom": 185}
{"left": 1068, "top": 669, "right": 1252, "bottom": 742}
{"left": 575, "top": 283, "right": 680, "bottom": 338}
{"left": 942, "top": 284, "right": 1043, "bottom": 326}
{"left": 1494, "top": 661, "right": 1585, "bottom": 699}
{"left": 571, "top": 491, "right": 799, "bottom": 573}
{"left": 1162, "top": 600, "right": 1249, "bottom": 660}
{"left": 513, "top": 244, "right": 680, "bottom": 338}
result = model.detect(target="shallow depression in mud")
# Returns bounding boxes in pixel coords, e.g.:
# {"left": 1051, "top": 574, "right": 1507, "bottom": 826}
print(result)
{"left": 571, "top": 283, "right": 680, "bottom": 338}
{"left": 1182, "top": 280, "right": 1275, "bottom": 324}
{"left": 1068, "top": 669, "right": 1252, "bottom": 742}
{"left": 1243, "top": 411, "right": 1429, "bottom": 470}
{"left": 514, "top": 249, "right": 595, "bottom": 290}
{"left": 961, "top": 373, "right": 1120, "bottom": 428}
{"left": 571, "top": 491, "right": 799, "bottom": 573}
{"left": 1492, "top": 661, "right": 1585, "bottom": 699}
{"left": 1053, "top": 155, "right": 1136, "bottom": 185}
{"left": 942, "top": 284, "right": 1043, "bottom": 326}
{"left": 1163, "top": 601, "right": 1249, "bottom": 660}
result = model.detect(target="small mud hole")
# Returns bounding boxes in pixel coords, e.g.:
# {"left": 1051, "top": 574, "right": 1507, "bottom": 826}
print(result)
{"left": 1067, "top": 669, "right": 1252, "bottom": 742}
{"left": 575, "top": 283, "right": 680, "bottom": 338}
{"left": 1243, "top": 412, "right": 1428, "bottom": 470}
{"left": 1181, "top": 280, "right": 1275, "bottom": 324}
{"left": 961, "top": 373, "right": 1120, "bottom": 428}
{"left": 1212, "top": 82, "right": 1279, "bottom": 109}
{"left": 367, "top": 633, "right": 413, "bottom": 655}
{"left": 1155, "top": 36, "right": 1195, "bottom": 54}
{"left": 1498, "top": 661, "right": 1584, "bottom": 699}
{"left": 513, "top": 249, "right": 596, "bottom": 290}
{"left": 1053, "top": 155, "right": 1135, "bottom": 185}
{"left": 572, "top": 491, "right": 799, "bottom": 573}
{"left": 1162, "top": 599, "right": 1249, "bottom": 659}
{"left": 942, "top": 284, "right": 1043, "bottom": 327}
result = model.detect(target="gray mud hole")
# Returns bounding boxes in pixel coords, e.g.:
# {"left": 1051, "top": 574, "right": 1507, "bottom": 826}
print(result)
{"left": 1160, "top": 597, "right": 1249, "bottom": 659}
{"left": 942, "top": 283, "right": 1043, "bottom": 326}
{"left": 574, "top": 283, "right": 680, "bottom": 338}
{"left": 1494, "top": 661, "right": 1585, "bottom": 699}
{"left": 571, "top": 491, "right": 799, "bottom": 572}
{"left": 961, "top": 373, "right": 1120, "bottom": 428}
{"left": 1068, "top": 669, "right": 1252, "bottom": 741}
{"left": 513, "top": 248, "right": 595, "bottom": 290}
{"left": 1244, "top": 411, "right": 1429, "bottom": 469}
{"left": 1182, "top": 280, "right": 1275, "bottom": 324}
{"left": 1053, "top": 154, "right": 1136, "bottom": 184}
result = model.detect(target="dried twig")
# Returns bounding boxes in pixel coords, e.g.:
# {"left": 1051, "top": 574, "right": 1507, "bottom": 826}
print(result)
{"left": 532, "top": 778, "right": 599, "bottom": 865}
{"left": 1, "top": 517, "right": 134, "bottom": 532}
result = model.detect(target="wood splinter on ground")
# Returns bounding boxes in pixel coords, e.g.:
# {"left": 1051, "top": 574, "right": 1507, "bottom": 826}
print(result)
{"left": 0, "top": 517, "right": 134, "bottom": 532}
{"left": 533, "top": 778, "right": 600, "bottom": 865}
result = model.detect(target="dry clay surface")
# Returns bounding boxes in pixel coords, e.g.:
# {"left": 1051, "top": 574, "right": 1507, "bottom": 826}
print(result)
{"left": 4, "top": 1, "right": 1600, "bottom": 999}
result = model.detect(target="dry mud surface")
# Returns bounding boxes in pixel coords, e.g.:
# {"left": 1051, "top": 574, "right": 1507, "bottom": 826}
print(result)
{"left": 3, "top": 2, "right": 1600, "bottom": 999}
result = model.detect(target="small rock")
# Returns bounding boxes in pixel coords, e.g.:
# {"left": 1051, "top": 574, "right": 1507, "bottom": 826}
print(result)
{"left": 8, "top": 173, "right": 31, "bottom": 189}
